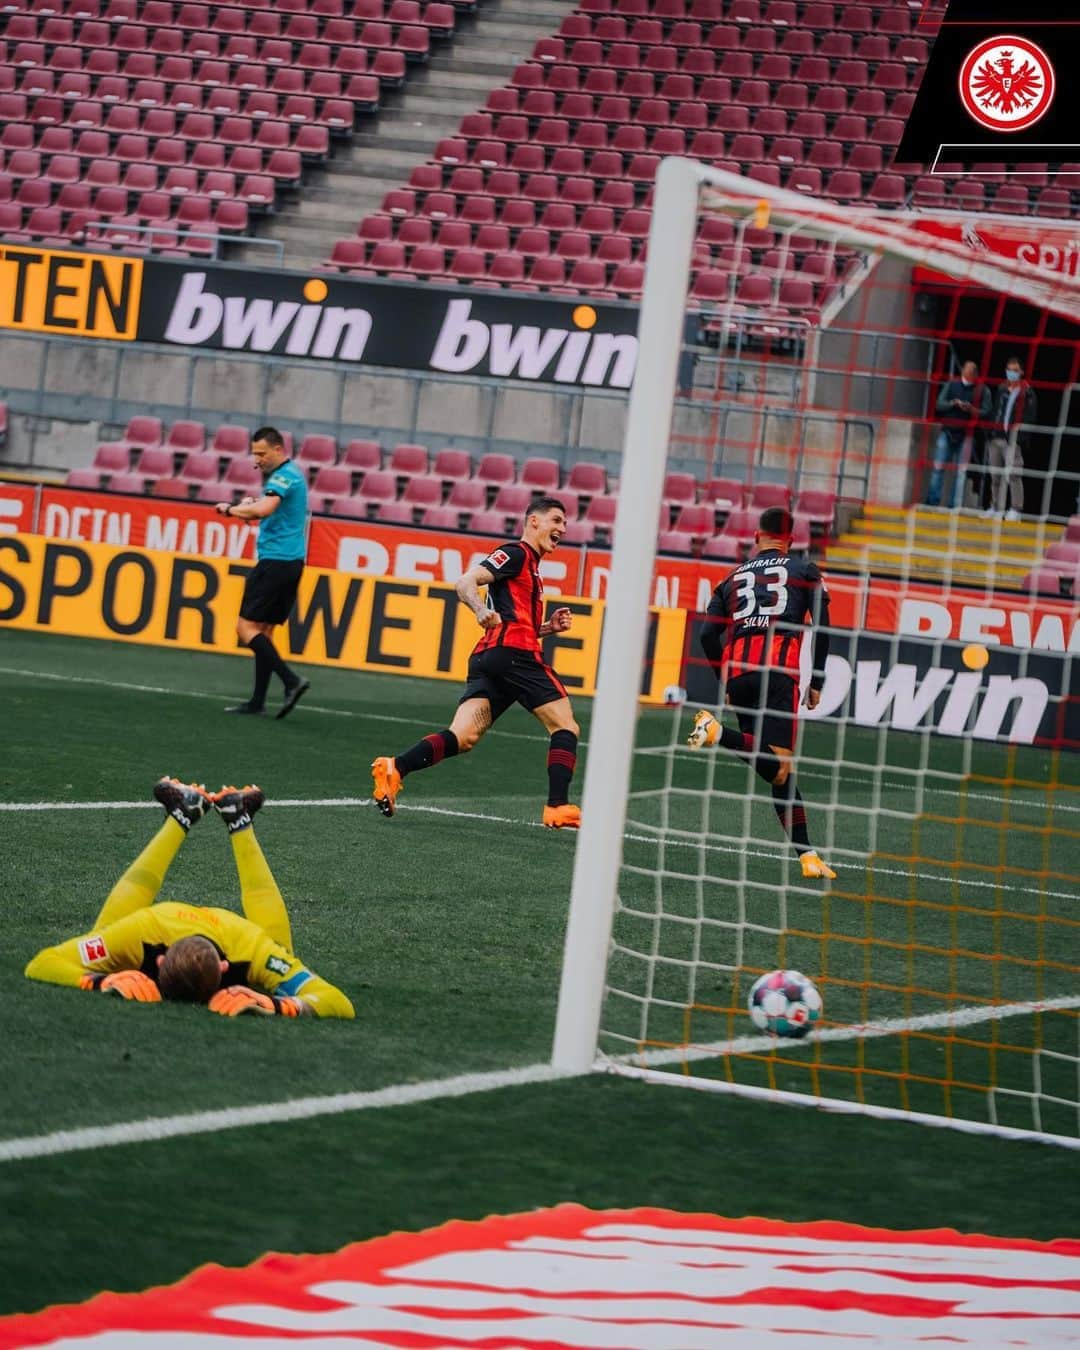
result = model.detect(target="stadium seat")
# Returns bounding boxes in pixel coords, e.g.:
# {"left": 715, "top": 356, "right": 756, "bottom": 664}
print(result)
{"left": 422, "top": 505, "right": 462, "bottom": 530}
{"left": 376, "top": 500, "right": 416, "bottom": 525}
{"left": 121, "top": 415, "right": 163, "bottom": 451}
{"left": 310, "top": 465, "right": 352, "bottom": 511}
{"left": 66, "top": 463, "right": 109, "bottom": 490}
{"left": 151, "top": 478, "right": 193, "bottom": 500}
{"left": 179, "top": 450, "right": 223, "bottom": 486}
{"left": 657, "top": 530, "right": 696, "bottom": 555}
{"left": 475, "top": 453, "right": 517, "bottom": 490}
{"left": 520, "top": 458, "right": 560, "bottom": 492}
{"left": 492, "top": 484, "right": 535, "bottom": 517}
{"left": 132, "top": 445, "right": 174, "bottom": 483}
{"left": 91, "top": 443, "right": 132, "bottom": 474}
{"left": 466, "top": 508, "right": 511, "bottom": 538}
{"left": 723, "top": 510, "right": 759, "bottom": 547}
{"left": 165, "top": 421, "right": 206, "bottom": 457}
{"left": 662, "top": 472, "right": 698, "bottom": 506}
{"left": 341, "top": 440, "right": 383, "bottom": 473}
{"left": 297, "top": 434, "right": 338, "bottom": 475}
{"left": 388, "top": 442, "right": 429, "bottom": 476}
{"left": 357, "top": 469, "right": 397, "bottom": 503}
{"left": 671, "top": 504, "right": 715, "bottom": 537}
{"left": 748, "top": 484, "right": 793, "bottom": 512}
{"left": 400, "top": 474, "right": 445, "bottom": 508}
{"left": 107, "top": 472, "right": 149, "bottom": 496}
{"left": 560, "top": 519, "right": 596, "bottom": 545}
{"left": 703, "top": 533, "right": 742, "bottom": 562}
{"left": 1021, "top": 568, "right": 1072, "bottom": 597}
{"left": 222, "top": 459, "right": 263, "bottom": 495}
{"left": 432, "top": 448, "right": 473, "bottom": 483}
{"left": 795, "top": 490, "right": 837, "bottom": 532}
{"left": 565, "top": 462, "right": 607, "bottom": 499}
{"left": 329, "top": 497, "right": 373, "bottom": 520}
{"left": 211, "top": 425, "right": 250, "bottom": 457}
{"left": 1044, "top": 541, "right": 1080, "bottom": 567}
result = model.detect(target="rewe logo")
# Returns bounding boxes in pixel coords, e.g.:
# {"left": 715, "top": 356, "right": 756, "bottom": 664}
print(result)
{"left": 163, "top": 273, "right": 374, "bottom": 361}
{"left": 429, "top": 298, "right": 638, "bottom": 388}
{"left": 804, "top": 656, "right": 1049, "bottom": 744}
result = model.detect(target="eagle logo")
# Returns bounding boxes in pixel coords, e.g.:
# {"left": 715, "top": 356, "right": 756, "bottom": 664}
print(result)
{"left": 959, "top": 35, "right": 1055, "bottom": 132}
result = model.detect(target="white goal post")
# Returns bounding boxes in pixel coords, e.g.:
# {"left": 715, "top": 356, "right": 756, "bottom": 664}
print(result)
{"left": 551, "top": 157, "right": 1080, "bottom": 1147}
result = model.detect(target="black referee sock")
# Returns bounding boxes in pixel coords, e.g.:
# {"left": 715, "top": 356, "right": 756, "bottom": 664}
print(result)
{"left": 717, "top": 724, "right": 782, "bottom": 784}
{"left": 547, "top": 729, "right": 578, "bottom": 806}
{"left": 247, "top": 635, "right": 273, "bottom": 710}
{"left": 395, "top": 729, "right": 459, "bottom": 779}
{"left": 248, "top": 633, "right": 298, "bottom": 701}
{"left": 772, "top": 778, "right": 812, "bottom": 853}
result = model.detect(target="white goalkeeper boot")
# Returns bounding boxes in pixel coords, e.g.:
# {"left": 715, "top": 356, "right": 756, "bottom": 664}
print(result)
{"left": 687, "top": 709, "right": 721, "bottom": 749}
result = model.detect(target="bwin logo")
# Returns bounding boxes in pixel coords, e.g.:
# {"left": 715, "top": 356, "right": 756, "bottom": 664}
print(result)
{"left": 429, "top": 299, "right": 639, "bottom": 388}
{"left": 164, "top": 275, "right": 373, "bottom": 360}
{"left": 804, "top": 656, "right": 1049, "bottom": 744}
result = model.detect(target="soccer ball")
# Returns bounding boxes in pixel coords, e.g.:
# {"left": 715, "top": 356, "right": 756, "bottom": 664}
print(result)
{"left": 748, "top": 969, "right": 822, "bottom": 1039}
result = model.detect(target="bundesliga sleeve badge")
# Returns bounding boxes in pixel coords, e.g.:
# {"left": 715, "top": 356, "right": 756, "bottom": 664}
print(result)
{"left": 958, "top": 35, "right": 1056, "bottom": 132}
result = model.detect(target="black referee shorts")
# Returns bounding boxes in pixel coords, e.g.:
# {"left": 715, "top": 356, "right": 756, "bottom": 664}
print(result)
{"left": 726, "top": 671, "right": 800, "bottom": 754}
{"left": 459, "top": 646, "right": 569, "bottom": 721}
{"left": 239, "top": 558, "right": 304, "bottom": 625}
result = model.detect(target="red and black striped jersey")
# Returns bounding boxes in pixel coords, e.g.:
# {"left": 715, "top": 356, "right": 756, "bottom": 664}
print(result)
{"left": 703, "top": 549, "right": 830, "bottom": 680}
{"left": 474, "top": 540, "right": 544, "bottom": 654}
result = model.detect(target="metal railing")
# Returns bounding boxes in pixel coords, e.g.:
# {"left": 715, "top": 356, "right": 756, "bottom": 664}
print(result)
{"left": 0, "top": 328, "right": 883, "bottom": 496}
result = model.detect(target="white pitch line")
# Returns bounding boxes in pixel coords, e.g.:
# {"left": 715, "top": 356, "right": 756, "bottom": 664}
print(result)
{"left": 4, "top": 997, "right": 1079, "bottom": 1163}
{"left": 2, "top": 662, "right": 1076, "bottom": 814}
{"left": 2, "top": 795, "right": 1078, "bottom": 902}
{"left": 0, "top": 665, "right": 545, "bottom": 743}
{"left": 614, "top": 992, "right": 1080, "bottom": 1072}
{"left": 0, "top": 1063, "right": 571, "bottom": 1163}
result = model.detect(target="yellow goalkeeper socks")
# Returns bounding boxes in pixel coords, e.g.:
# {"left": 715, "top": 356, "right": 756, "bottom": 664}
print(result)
{"left": 231, "top": 826, "right": 294, "bottom": 952}
{"left": 93, "top": 817, "right": 186, "bottom": 928}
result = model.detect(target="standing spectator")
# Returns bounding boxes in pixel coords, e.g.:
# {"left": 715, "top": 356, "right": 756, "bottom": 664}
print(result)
{"left": 215, "top": 426, "right": 311, "bottom": 718}
{"left": 925, "top": 360, "right": 990, "bottom": 509}
{"left": 985, "top": 356, "right": 1038, "bottom": 521}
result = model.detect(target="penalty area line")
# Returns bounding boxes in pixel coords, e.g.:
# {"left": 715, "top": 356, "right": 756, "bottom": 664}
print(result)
{"left": 0, "top": 1063, "right": 571, "bottom": 1164}
{"left": 2, "top": 796, "right": 1078, "bottom": 901}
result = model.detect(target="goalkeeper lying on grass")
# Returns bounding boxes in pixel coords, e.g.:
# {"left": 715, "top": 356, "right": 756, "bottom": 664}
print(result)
{"left": 25, "top": 778, "right": 354, "bottom": 1019}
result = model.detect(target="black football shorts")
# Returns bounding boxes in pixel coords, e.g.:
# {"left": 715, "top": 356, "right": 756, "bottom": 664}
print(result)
{"left": 239, "top": 558, "right": 304, "bottom": 625}
{"left": 459, "top": 646, "right": 568, "bottom": 720}
{"left": 725, "top": 671, "right": 800, "bottom": 753}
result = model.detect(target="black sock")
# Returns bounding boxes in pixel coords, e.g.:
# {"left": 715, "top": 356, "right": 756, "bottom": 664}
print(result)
{"left": 247, "top": 636, "right": 273, "bottom": 710}
{"left": 772, "top": 778, "right": 811, "bottom": 852}
{"left": 718, "top": 724, "right": 781, "bottom": 783}
{"left": 547, "top": 729, "right": 578, "bottom": 806}
{"left": 395, "top": 729, "right": 459, "bottom": 778}
{"left": 248, "top": 633, "right": 297, "bottom": 696}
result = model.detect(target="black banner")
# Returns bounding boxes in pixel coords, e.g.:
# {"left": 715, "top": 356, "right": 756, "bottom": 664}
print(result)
{"left": 896, "top": 1, "right": 1080, "bottom": 168}
{"left": 134, "top": 259, "right": 641, "bottom": 389}
{"left": 684, "top": 621, "right": 1079, "bottom": 751}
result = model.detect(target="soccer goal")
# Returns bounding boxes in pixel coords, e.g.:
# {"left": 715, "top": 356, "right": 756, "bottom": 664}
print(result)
{"left": 552, "top": 158, "right": 1080, "bottom": 1148}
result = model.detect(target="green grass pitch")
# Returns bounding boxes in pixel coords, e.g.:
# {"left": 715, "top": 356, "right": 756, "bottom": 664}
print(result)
{"left": 0, "top": 629, "right": 1077, "bottom": 1318}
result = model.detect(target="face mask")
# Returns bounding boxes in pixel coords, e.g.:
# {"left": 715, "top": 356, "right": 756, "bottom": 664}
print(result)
{"left": 1006, "top": 369, "right": 1021, "bottom": 382}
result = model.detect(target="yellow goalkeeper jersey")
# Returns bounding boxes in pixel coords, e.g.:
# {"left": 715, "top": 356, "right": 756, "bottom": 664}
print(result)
{"left": 26, "top": 901, "right": 353, "bottom": 1019}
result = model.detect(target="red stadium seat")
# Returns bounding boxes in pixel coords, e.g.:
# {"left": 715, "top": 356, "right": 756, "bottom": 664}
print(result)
{"left": 341, "top": 441, "right": 383, "bottom": 473}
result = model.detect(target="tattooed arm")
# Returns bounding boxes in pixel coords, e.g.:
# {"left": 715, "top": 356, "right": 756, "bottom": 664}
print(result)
{"left": 456, "top": 565, "right": 500, "bottom": 630}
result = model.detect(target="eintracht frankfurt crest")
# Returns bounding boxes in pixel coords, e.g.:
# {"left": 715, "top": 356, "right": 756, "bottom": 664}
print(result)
{"left": 959, "top": 35, "right": 1055, "bottom": 132}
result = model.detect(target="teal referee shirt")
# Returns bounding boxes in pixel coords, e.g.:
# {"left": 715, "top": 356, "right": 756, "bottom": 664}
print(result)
{"left": 257, "top": 460, "right": 308, "bottom": 561}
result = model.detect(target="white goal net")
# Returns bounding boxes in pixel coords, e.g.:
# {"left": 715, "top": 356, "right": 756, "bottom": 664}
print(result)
{"left": 553, "top": 159, "right": 1080, "bottom": 1148}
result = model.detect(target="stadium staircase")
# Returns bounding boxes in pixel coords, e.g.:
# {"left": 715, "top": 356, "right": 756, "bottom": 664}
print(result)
{"left": 827, "top": 506, "right": 1067, "bottom": 589}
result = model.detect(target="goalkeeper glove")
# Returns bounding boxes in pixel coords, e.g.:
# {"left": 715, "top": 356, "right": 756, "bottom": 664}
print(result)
{"left": 208, "top": 986, "right": 304, "bottom": 1017}
{"left": 80, "top": 970, "right": 162, "bottom": 1003}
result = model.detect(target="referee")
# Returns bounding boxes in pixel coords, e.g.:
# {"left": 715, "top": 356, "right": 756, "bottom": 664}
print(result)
{"left": 215, "top": 425, "right": 311, "bottom": 719}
